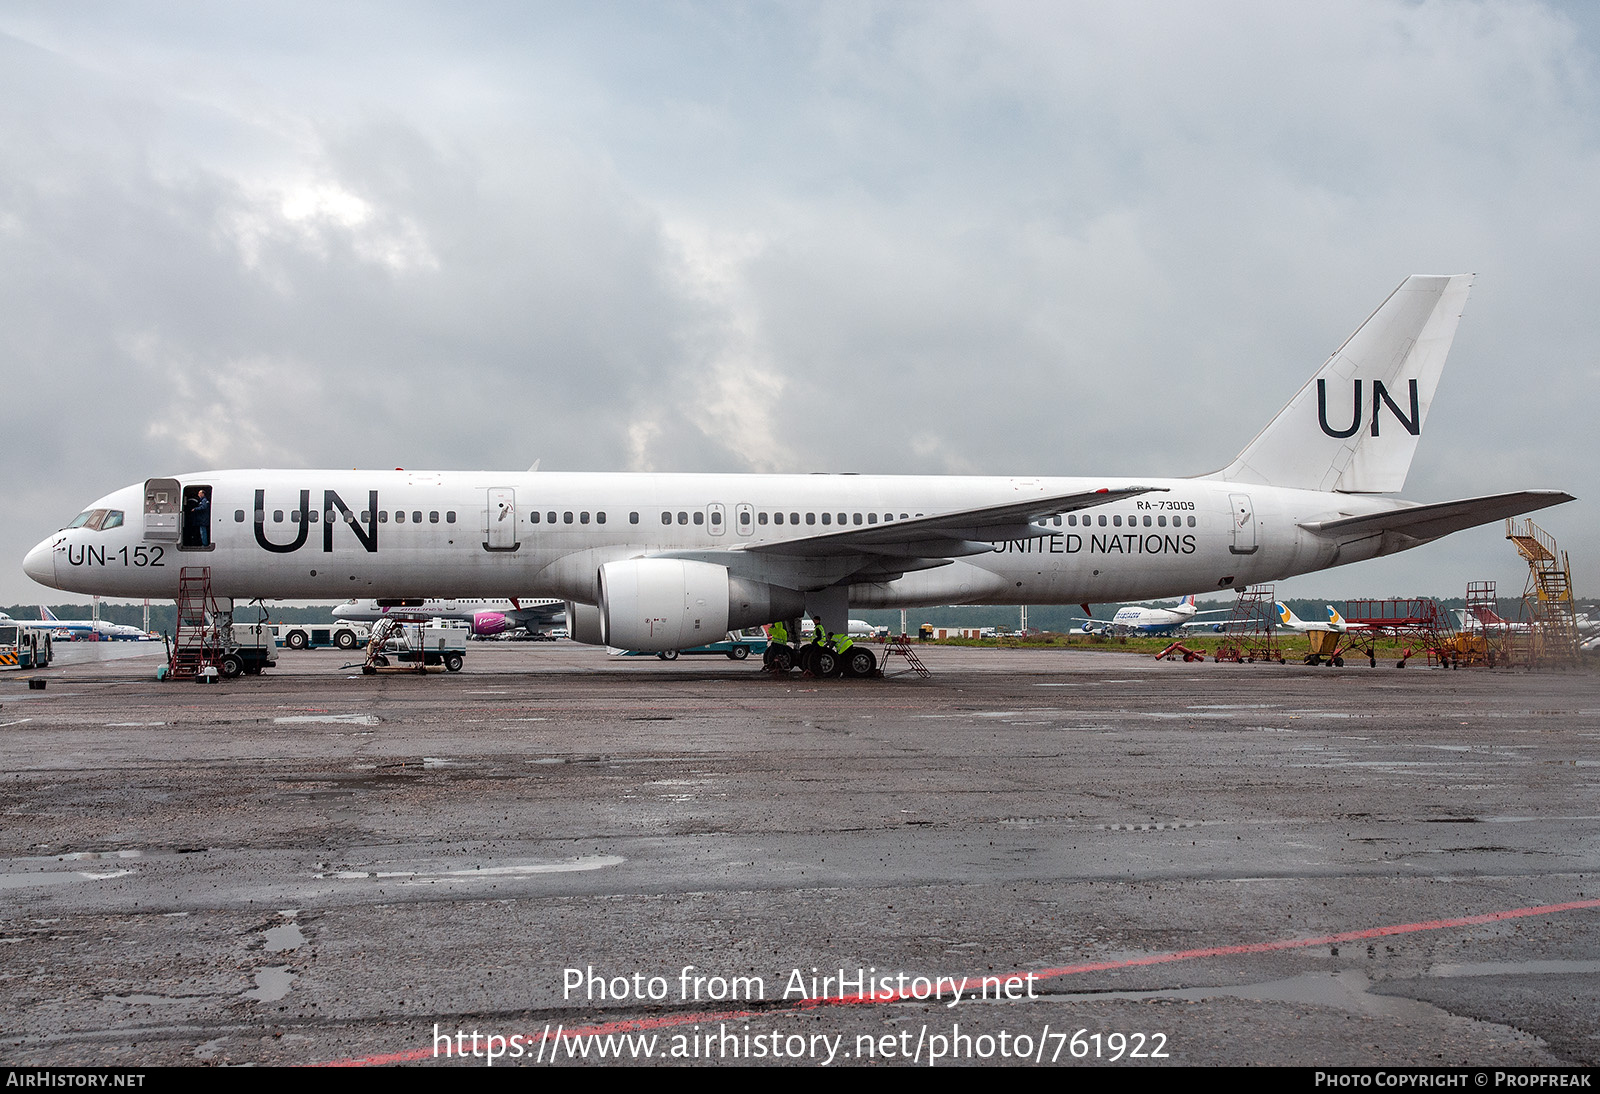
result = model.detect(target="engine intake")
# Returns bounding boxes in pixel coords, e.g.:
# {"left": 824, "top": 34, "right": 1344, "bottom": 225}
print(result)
{"left": 597, "top": 558, "right": 803, "bottom": 652}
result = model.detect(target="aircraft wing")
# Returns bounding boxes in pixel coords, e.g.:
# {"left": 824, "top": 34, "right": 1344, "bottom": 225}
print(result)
{"left": 1298, "top": 490, "right": 1574, "bottom": 543}
{"left": 742, "top": 485, "right": 1167, "bottom": 559}
{"left": 656, "top": 485, "right": 1166, "bottom": 591}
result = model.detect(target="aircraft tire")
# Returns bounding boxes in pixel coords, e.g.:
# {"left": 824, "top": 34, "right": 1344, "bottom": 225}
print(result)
{"left": 335, "top": 629, "right": 358, "bottom": 650}
{"left": 843, "top": 647, "right": 877, "bottom": 678}
{"left": 813, "top": 648, "right": 841, "bottom": 678}
{"left": 769, "top": 645, "right": 795, "bottom": 673}
{"left": 285, "top": 630, "right": 308, "bottom": 650}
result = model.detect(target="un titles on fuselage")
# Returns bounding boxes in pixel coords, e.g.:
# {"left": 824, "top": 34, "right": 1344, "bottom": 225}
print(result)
{"left": 253, "top": 489, "right": 380, "bottom": 554}
{"left": 1317, "top": 378, "right": 1421, "bottom": 439}
{"left": 992, "top": 533, "right": 1197, "bottom": 555}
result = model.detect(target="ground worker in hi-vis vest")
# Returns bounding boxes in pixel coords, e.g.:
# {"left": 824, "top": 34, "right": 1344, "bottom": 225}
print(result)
{"left": 769, "top": 620, "right": 788, "bottom": 646}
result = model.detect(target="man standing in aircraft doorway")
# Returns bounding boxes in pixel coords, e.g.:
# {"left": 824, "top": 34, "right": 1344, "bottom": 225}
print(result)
{"left": 184, "top": 488, "right": 210, "bottom": 548}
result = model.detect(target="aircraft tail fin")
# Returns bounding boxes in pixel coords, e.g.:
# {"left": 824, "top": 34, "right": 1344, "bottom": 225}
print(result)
{"left": 1327, "top": 606, "right": 1347, "bottom": 627}
{"left": 40, "top": 606, "right": 58, "bottom": 622}
{"left": 1211, "top": 275, "right": 1473, "bottom": 493}
{"left": 1277, "top": 601, "right": 1303, "bottom": 628}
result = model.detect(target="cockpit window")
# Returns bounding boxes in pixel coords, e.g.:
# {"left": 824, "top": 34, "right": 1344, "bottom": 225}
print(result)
{"left": 101, "top": 510, "right": 124, "bottom": 529}
{"left": 67, "top": 509, "right": 109, "bottom": 530}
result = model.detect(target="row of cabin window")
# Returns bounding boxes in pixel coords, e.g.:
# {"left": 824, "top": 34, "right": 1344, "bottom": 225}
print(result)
{"left": 237, "top": 510, "right": 457, "bottom": 524}
{"left": 231, "top": 507, "right": 1199, "bottom": 530}
{"left": 751, "top": 511, "right": 911, "bottom": 527}
{"left": 1057, "top": 513, "right": 1196, "bottom": 528}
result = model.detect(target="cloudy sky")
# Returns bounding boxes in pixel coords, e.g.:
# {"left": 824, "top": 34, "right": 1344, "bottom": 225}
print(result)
{"left": 2, "top": 1, "right": 1595, "bottom": 605}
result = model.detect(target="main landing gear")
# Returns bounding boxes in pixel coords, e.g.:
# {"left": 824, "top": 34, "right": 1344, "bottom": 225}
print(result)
{"left": 764, "top": 641, "right": 879, "bottom": 679}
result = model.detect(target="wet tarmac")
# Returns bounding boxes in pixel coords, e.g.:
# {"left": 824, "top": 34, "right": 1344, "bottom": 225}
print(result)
{"left": 1, "top": 643, "right": 1596, "bottom": 1067}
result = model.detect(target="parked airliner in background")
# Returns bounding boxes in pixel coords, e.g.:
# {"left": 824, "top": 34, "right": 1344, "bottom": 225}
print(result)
{"left": 22, "top": 276, "right": 1574, "bottom": 660}
{"left": 331, "top": 597, "right": 564, "bottom": 637}
{"left": 1275, "top": 602, "right": 1355, "bottom": 633}
{"left": 1453, "top": 605, "right": 1532, "bottom": 633}
{"left": 33, "top": 606, "right": 154, "bottom": 641}
{"left": 1079, "top": 595, "right": 1230, "bottom": 636}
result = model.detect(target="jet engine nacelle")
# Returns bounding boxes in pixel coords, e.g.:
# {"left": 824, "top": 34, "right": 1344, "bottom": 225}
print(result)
{"left": 565, "top": 601, "right": 606, "bottom": 646}
{"left": 597, "top": 558, "right": 804, "bottom": 652}
{"left": 469, "top": 611, "right": 512, "bottom": 637}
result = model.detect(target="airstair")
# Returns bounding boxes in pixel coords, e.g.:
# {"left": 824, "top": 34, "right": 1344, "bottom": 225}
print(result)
{"left": 879, "top": 634, "right": 931, "bottom": 678}
{"left": 1506, "top": 518, "right": 1581, "bottom": 667}
{"left": 1213, "top": 584, "right": 1283, "bottom": 664}
{"left": 169, "top": 566, "right": 222, "bottom": 678}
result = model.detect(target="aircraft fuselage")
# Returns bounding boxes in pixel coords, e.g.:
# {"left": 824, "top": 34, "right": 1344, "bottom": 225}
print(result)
{"left": 24, "top": 469, "right": 1398, "bottom": 608}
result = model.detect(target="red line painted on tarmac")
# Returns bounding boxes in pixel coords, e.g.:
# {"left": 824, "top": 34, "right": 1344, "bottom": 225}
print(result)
{"left": 315, "top": 896, "right": 1600, "bottom": 1066}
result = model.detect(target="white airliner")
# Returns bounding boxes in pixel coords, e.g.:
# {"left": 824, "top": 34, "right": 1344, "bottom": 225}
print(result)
{"left": 22, "top": 276, "right": 1574, "bottom": 664}
{"left": 1079, "top": 595, "right": 1229, "bottom": 636}
{"left": 31, "top": 606, "right": 154, "bottom": 641}
{"left": 799, "top": 618, "right": 875, "bottom": 638}
{"left": 331, "top": 597, "right": 564, "bottom": 637}
{"left": 1275, "top": 602, "right": 1353, "bottom": 633}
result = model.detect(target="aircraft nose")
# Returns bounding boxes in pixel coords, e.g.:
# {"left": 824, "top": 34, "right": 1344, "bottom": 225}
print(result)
{"left": 23, "top": 538, "right": 57, "bottom": 587}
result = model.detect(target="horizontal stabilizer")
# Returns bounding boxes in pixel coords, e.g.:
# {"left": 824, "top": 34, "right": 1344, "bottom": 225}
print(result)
{"left": 1299, "top": 490, "right": 1574, "bottom": 542}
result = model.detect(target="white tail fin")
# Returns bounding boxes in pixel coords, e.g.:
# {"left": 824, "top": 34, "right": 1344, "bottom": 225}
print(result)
{"left": 1212, "top": 275, "right": 1473, "bottom": 493}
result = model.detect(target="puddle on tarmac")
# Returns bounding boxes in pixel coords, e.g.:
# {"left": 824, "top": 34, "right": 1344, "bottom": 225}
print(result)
{"left": 244, "top": 966, "right": 295, "bottom": 1003}
{"left": 1043, "top": 970, "right": 1440, "bottom": 1019}
{"left": 0, "top": 869, "right": 134, "bottom": 890}
{"left": 264, "top": 913, "right": 306, "bottom": 953}
{"left": 313, "top": 854, "right": 625, "bottom": 881}
{"left": 273, "top": 714, "right": 380, "bottom": 726}
{"left": 1430, "top": 959, "right": 1600, "bottom": 977}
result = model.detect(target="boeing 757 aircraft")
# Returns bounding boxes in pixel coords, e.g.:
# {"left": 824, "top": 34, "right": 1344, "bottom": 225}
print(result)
{"left": 22, "top": 276, "right": 1573, "bottom": 668}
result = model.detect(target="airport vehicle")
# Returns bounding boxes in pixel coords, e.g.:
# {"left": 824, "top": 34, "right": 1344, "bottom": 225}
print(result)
{"left": 33, "top": 606, "right": 153, "bottom": 641}
{"left": 0, "top": 620, "right": 52, "bottom": 669}
{"left": 332, "top": 597, "right": 563, "bottom": 637}
{"left": 360, "top": 619, "right": 467, "bottom": 674}
{"left": 221, "top": 623, "right": 280, "bottom": 676}
{"left": 23, "top": 276, "right": 1574, "bottom": 668}
{"left": 623, "top": 627, "right": 770, "bottom": 661}
{"left": 273, "top": 622, "right": 369, "bottom": 650}
{"left": 1078, "top": 594, "right": 1230, "bottom": 636}
{"left": 161, "top": 621, "right": 279, "bottom": 679}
